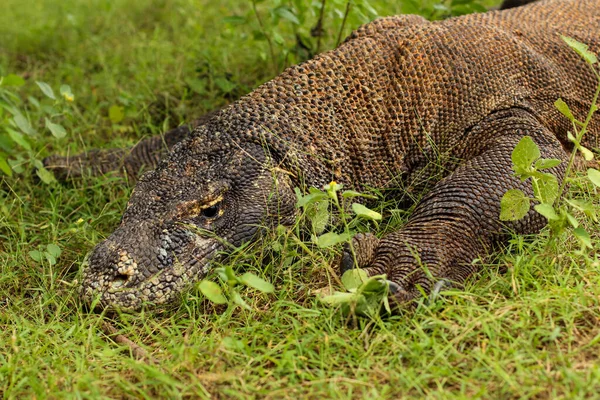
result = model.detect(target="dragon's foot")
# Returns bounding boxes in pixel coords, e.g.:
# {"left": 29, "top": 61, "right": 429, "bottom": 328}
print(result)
{"left": 339, "top": 232, "right": 380, "bottom": 273}
{"left": 339, "top": 231, "right": 473, "bottom": 311}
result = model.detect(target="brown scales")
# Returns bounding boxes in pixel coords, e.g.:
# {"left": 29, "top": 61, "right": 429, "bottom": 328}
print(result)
{"left": 47, "top": 0, "right": 600, "bottom": 311}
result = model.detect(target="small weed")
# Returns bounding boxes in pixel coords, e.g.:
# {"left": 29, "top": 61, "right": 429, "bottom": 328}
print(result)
{"left": 0, "top": 75, "right": 78, "bottom": 182}
{"left": 501, "top": 36, "right": 600, "bottom": 251}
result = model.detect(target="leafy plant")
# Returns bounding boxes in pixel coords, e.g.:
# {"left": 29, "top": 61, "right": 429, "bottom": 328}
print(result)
{"left": 293, "top": 182, "right": 395, "bottom": 315}
{"left": 319, "top": 268, "right": 392, "bottom": 316}
{"left": 0, "top": 74, "right": 75, "bottom": 182}
{"left": 197, "top": 265, "right": 275, "bottom": 311}
{"left": 241, "top": 0, "right": 492, "bottom": 76}
{"left": 197, "top": 181, "right": 384, "bottom": 312}
{"left": 29, "top": 243, "right": 62, "bottom": 266}
{"left": 500, "top": 36, "right": 600, "bottom": 251}
{"left": 231, "top": 0, "right": 384, "bottom": 74}
{"left": 295, "top": 181, "right": 380, "bottom": 249}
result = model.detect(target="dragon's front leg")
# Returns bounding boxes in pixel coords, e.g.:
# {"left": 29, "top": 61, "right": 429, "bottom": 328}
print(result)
{"left": 341, "top": 109, "right": 568, "bottom": 309}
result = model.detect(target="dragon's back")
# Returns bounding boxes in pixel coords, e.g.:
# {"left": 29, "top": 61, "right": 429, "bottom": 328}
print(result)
{"left": 222, "top": 0, "right": 600, "bottom": 189}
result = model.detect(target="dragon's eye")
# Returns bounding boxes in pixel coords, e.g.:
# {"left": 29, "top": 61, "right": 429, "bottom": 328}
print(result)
{"left": 202, "top": 205, "right": 219, "bottom": 219}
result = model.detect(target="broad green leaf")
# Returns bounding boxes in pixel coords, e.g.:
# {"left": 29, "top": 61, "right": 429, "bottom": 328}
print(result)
{"left": 573, "top": 227, "right": 593, "bottom": 249}
{"left": 45, "top": 253, "right": 57, "bottom": 266}
{"left": 511, "top": 136, "right": 540, "bottom": 171}
{"left": 535, "top": 158, "right": 561, "bottom": 170}
{"left": 7, "top": 158, "right": 23, "bottom": 174}
{"left": 588, "top": 168, "right": 600, "bottom": 187}
{"left": 13, "top": 114, "right": 35, "bottom": 135}
{"left": 566, "top": 212, "right": 579, "bottom": 228}
{"left": 0, "top": 156, "right": 12, "bottom": 176}
{"left": 579, "top": 145, "right": 594, "bottom": 161}
{"left": 35, "top": 166, "right": 56, "bottom": 184}
{"left": 198, "top": 280, "right": 227, "bottom": 304}
{"left": 6, "top": 128, "right": 31, "bottom": 150}
{"left": 214, "top": 77, "right": 236, "bottom": 94}
{"left": 108, "top": 105, "right": 124, "bottom": 123}
{"left": 274, "top": 6, "right": 300, "bottom": 24}
{"left": 221, "top": 336, "right": 247, "bottom": 352}
{"left": 271, "top": 30, "right": 285, "bottom": 46}
{"left": 27, "top": 96, "right": 41, "bottom": 110}
{"left": 270, "top": 241, "right": 283, "bottom": 253}
{"left": 561, "top": 35, "right": 598, "bottom": 65}
{"left": 1, "top": 74, "right": 25, "bottom": 87}
{"left": 45, "top": 118, "right": 67, "bottom": 139}
{"left": 29, "top": 250, "right": 44, "bottom": 262}
{"left": 36, "top": 81, "right": 56, "bottom": 99}
{"left": 239, "top": 272, "right": 274, "bottom": 293}
{"left": 352, "top": 203, "right": 382, "bottom": 221}
{"left": 382, "top": 294, "right": 392, "bottom": 314}
{"left": 294, "top": 187, "right": 305, "bottom": 200}
{"left": 46, "top": 243, "right": 61, "bottom": 258}
{"left": 231, "top": 290, "right": 252, "bottom": 310}
{"left": 341, "top": 190, "right": 378, "bottom": 199}
{"left": 554, "top": 98, "right": 575, "bottom": 122}
{"left": 315, "top": 231, "right": 352, "bottom": 248}
{"left": 60, "top": 84, "right": 74, "bottom": 102}
{"left": 566, "top": 199, "right": 598, "bottom": 222}
{"left": 341, "top": 269, "right": 368, "bottom": 291}
{"left": 534, "top": 204, "right": 559, "bottom": 221}
{"left": 320, "top": 292, "right": 360, "bottom": 305}
{"left": 296, "top": 191, "right": 327, "bottom": 208}
{"left": 223, "top": 265, "right": 238, "bottom": 284}
{"left": 500, "top": 189, "right": 530, "bottom": 221}
{"left": 534, "top": 174, "right": 559, "bottom": 204}
{"left": 185, "top": 78, "right": 207, "bottom": 95}
{"left": 359, "top": 276, "right": 390, "bottom": 295}
{"left": 310, "top": 202, "right": 329, "bottom": 234}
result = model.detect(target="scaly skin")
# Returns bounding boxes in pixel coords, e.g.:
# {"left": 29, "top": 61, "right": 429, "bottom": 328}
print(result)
{"left": 64, "top": 0, "right": 599, "bottom": 311}
{"left": 43, "top": 111, "right": 218, "bottom": 181}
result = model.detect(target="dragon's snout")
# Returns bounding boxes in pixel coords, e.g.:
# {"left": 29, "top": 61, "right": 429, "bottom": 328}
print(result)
{"left": 110, "top": 249, "right": 138, "bottom": 288}
{"left": 79, "top": 223, "right": 221, "bottom": 311}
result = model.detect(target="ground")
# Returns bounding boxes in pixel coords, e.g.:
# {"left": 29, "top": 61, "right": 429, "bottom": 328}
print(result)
{"left": 1, "top": 0, "right": 600, "bottom": 398}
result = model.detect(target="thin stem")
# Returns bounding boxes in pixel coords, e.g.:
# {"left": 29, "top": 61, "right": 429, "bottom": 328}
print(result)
{"left": 251, "top": 0, "right": 278, "bottom": 75}
{"left": 556, "top": 64, "right": 600, "bottom": 201}
{"left": 291, "top": 236, "right": 343, "bottom": 286}
{"left": 315, "top": 0, "right": 326, "bottom": 54}
{"left": 335, "top": 1, "right": 352, "bottom": 48}
{"left": 334, "top": 191, "right": 361, "bottom": 277}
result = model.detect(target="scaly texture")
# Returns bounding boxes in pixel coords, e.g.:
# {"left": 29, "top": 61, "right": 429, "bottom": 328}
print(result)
{"left": 70, "top": 0, "right": 599, "bottom": 311}
{"left": 43, "top": 111, "right": 219, "bottom": 181}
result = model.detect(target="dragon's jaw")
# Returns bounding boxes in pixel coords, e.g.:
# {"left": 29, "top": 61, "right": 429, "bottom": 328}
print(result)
{"left": 79, "top": 226, "right": 223, "bottom": 311}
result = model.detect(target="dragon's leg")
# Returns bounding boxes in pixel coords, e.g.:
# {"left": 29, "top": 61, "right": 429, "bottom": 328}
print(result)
{"left": 341, "top": 109, "right": 568, "bottom": 308}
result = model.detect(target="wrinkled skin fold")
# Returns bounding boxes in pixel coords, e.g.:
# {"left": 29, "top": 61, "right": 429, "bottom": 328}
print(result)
{"left": 64, "top": 0, "right": 599, "bottom": 311}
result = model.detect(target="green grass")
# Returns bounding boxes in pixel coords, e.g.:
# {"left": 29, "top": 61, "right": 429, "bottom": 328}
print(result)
{"left": 1, "top": 0, "right": 600, "bottom": 398}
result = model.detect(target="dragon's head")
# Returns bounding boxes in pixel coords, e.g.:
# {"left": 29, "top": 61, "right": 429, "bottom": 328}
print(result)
{"left": 79, "top": 127, "right": 297, "bottom": 311}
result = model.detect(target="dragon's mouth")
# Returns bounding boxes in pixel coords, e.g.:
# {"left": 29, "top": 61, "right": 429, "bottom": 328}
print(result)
{"left": 79, "top": 239, "right": 221, "bottom": 311}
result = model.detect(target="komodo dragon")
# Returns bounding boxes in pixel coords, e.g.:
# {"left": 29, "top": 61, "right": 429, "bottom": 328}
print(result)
{"left": 48, "top": 0, "right": 600, "bottom": 311}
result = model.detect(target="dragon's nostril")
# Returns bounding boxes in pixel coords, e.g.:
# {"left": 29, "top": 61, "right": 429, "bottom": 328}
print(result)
{"left": 111, "top": 273, "right": 130, "bottom": 288}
